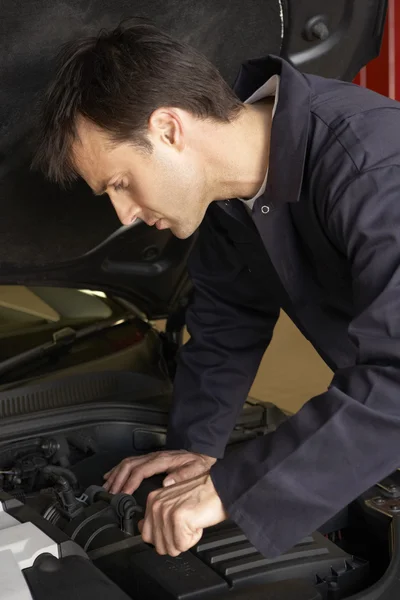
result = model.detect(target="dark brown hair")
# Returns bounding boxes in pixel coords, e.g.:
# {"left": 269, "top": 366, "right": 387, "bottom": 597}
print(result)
{"left": 32, "top": 18, "right": 243, "bottom": 186}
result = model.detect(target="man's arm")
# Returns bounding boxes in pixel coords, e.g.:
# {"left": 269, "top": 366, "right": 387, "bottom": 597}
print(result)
{"left": 104, "top": 208, "right": 280, "bottom": 494}
{"left": 166, "top": 209, "right": 280, "bottom": 458}
{"left": 210, "top": 166, "right": 400, "bottom": 557}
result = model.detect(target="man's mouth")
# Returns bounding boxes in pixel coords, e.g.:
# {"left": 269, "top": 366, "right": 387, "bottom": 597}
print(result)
{"left": 155, "top": 219, "right": 169, "bottom": 230}
{"left": 141, "top": 216, "right": 169, "bottom": 230}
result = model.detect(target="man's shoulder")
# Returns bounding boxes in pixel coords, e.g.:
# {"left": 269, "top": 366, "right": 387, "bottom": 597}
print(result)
{"left": 306, "top": 73, "right": 400, "bottom": 123}
{"left": 305, "top": 74, "right": 400, "bottom": 173}
{"left": 300, "top": 75, "right": 400, "bottom": 218}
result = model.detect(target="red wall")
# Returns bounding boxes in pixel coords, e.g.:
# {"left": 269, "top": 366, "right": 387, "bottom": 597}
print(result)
{"left": 353, "top": 0, "right": 400, "bottom": 100}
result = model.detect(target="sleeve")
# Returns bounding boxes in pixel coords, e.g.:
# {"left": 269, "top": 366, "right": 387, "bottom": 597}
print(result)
{"left": 210, "top": 166, "right": 400, "bottom": 557}
{"left": 166, "top": 211, "right": 280, "bottom": 458}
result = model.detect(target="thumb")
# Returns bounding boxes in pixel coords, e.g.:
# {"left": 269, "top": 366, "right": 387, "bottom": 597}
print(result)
{"left": 163, "top": 477, "right": 176, "bottom": 487}
{"left": 163, "top": 462, "right": 208, "bottom": 486}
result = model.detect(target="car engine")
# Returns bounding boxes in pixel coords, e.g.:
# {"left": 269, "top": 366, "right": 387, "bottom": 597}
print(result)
{"left": 0, "top": 424, "right": 398, "bottom": 600}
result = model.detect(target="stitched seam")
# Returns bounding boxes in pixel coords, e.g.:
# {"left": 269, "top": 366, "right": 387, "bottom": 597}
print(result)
{"left": 312, "top": 107, "right": 400, "bottom": 177}
{"left": 312, "top": 104, "right": 400, "bottom": 121}
{"left": 311, "top": 111, "right": 360, "bottom": 174}
{"left": 349, "top": 331, "right": 400, "bottom": 341}
{"left": 328, "top": 164, "right": 400, "bottom": 222}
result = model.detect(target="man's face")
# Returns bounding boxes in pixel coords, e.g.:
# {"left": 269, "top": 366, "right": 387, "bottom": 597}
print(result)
{"left": 72, "top": 114, "right": 211, "bottom": 239}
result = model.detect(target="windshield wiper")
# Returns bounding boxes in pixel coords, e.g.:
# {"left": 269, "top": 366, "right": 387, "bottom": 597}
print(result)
{"left": 0, "top": 316, "right": 132, "bottom": 379}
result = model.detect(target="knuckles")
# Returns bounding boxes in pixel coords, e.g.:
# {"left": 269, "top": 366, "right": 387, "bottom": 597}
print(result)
{"left": 147, "top": 490, "right": 158, "bottom": 503}
{"left": 150, "top": 451, "right": 162, "bottom": 462}
{"left": 141, "top": 529, "right": 152, "bottom": 544}
{"left": 171, "top": 511, "right": 185, "bottom": 527}
{"left": 152, "top": 499, "right": 162, "bottom": 513}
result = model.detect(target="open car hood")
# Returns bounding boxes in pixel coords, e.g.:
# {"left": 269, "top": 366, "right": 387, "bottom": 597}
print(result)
{"left": 0, "top": 0, "right": 387, "bottom": 319}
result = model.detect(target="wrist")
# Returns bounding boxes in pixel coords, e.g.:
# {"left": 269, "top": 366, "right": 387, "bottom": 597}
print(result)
{"left": 197, "top": 453, "right": 217, "bottom": 467}
{"left": 204, "top": 474, "right": 228, "bottom": 520}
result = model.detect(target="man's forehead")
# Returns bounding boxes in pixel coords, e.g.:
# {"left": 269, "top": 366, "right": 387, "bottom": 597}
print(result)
{"left": 72, "top": 152, "right": 110, "bottom": 196}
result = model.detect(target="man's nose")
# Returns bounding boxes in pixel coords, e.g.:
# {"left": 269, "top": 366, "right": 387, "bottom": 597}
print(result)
{"left": 109, "top": 194, "right": 139, "bottom": 225}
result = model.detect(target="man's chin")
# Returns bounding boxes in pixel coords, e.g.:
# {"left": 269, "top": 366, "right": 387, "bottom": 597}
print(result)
{"left": 170, "top": 224, "right": 198, "bottom": 240}
{"left": 155, "top": 218, "right": 191, "bottom": 238}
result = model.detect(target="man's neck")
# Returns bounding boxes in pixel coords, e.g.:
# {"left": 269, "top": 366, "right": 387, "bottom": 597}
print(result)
{"left": 206, "top": 98, "right": 274, "bottom": 202}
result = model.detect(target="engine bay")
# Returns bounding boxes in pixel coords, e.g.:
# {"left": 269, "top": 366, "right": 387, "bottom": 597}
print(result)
{"left": 0, "top": 414, "right": 398, "bottom": 600}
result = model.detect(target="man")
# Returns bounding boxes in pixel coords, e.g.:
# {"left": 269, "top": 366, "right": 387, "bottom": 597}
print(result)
{"left": 34, "top": 19, "right": 400, "bottom": 559}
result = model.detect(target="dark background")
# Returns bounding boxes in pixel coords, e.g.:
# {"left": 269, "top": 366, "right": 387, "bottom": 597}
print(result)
{"left": 0, "top": 0, "right": 282, "bottom": 265}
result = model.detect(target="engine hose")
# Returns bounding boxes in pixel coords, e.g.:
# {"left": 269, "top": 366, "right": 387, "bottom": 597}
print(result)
{"left": 42, "top": 466, "right": 83, "bottom": 519}
{"left": 42, "top": 466, "right": 78, "bottom": 489}
{"left": 84, "top": 486, "right": 144, "bottom": 535}
{"left": 122, "top": 505, "right": 144, "bottom": 535}
{"left": 61, "top": 503, "right": 132, "bottom": 552}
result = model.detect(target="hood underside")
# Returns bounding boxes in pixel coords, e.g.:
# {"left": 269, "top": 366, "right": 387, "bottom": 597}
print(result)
{"left": 0, "top": 0, "right": 387, "bottom": 318}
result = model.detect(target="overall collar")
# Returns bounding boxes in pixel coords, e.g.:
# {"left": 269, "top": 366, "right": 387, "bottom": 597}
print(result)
{"left": 232, "top": 55, "right": 311, "bottom": 206}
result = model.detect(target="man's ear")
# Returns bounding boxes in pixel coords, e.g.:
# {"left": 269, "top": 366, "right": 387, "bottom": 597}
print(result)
{"left": 148, "top": 108, "right": 185, "bottom": 151}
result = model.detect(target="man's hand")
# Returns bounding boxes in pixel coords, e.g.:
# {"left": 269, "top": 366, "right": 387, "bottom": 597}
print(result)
{"left": 103, "top": 450, "right": 217, "bottom": 494}
{"left": 138, "top": 472, "right": 228, "bottom": 556}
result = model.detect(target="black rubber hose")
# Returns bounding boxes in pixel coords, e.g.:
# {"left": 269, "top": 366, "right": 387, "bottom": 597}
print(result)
{"left": 122, "top": 505, "right": 144, "bottom": 535}
{"left": 84, "top": 486, "right": 144, "bottom": 535}
{"left": 42, "top": 465, "right": 78, "bottom": 489}
{"left": 42, "top": 466, "right": 84, "bottom": 519}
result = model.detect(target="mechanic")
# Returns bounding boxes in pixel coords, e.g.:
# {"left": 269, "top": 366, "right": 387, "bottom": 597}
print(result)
{"left": 34, "top": 19, "right": 400, "bottom": 559}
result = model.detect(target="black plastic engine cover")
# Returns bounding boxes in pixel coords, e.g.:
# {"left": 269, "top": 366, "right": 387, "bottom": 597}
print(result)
{"left": 92, "top": 518, "right": 369, "bottom": 599}
{"left": 24, "top": 554, "right": 131, "bottom": 600}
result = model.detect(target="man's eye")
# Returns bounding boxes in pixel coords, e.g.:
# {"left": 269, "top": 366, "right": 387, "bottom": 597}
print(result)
{"left": 113, "top": 182, "right": 124, "bottom": 192}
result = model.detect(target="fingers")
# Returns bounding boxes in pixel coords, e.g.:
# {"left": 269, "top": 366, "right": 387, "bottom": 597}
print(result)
{"left": 118, "top": 455, "right": 177, "bottom": 495}
{"left": 152, "top": 497, "right": 168, "bottom": 555}
{"left": 140, "top": 477, "right": 212, "bottom": 556}
{"left": 103, "top": 469, "right": 113, "bottom": 483}
{"left": 141, "top": 496, "right": 203, "bottom": 556}
{"left": 163, "top": 461, "right": 208, "bottom": 487}
{"left": 141, "top": 491, "right": 177, "bottom": 556}
{"left": 141, "top": 492, "right": 167, "bottom": 555}
{"left": 103, "top": 450, "right": 216, "bottom": 495}
{"left": 103, "top": 451, "right": 190, "bottom": 494}
{"left": 103, "top": 455, "right": 150, "bottom": 493}
{"left": 170, "top": 510, "right": 201, "bottom": 556}
{"left": 163, "top": 477, "right": 176, "bottom": 487}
